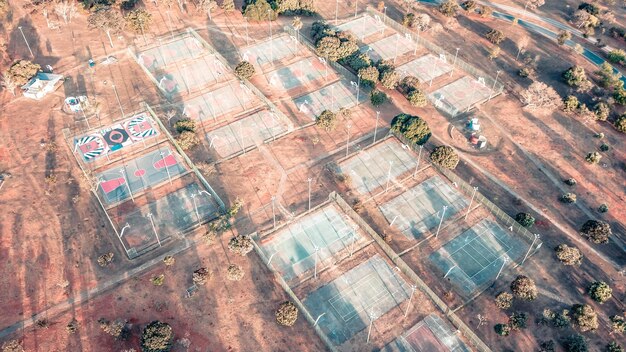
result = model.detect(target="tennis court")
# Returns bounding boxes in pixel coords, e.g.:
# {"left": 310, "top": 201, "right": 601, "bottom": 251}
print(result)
{"left": 429, "top": 219, "right": 528, "bottom": 297}
{"left": 429, "top": 76, "right": 493, "bottom": 116}
{"left": 398, "top": 54, "right": 453, "bottom": 83}
{"left": 382, "top": 314, "right": 470, "bottom": 352}
{"left": 137, "top": 34, "right": 205, "bottom": 68}
{"left": 379, "top": 176, "right": 468, "bottom": 240}
{"left": 361, "top": 33, "right": 415, "bottom": 62}
{"left": 338, "top": 14, "right": 385, "bottom": 40}
{"left": 293, "top": 80, "right": 363, "bottom": 120}
{"left": 338, "top": 139, "right": 417, "bottom": 195}
{"left": 303, "top": 254, "right": 410, "bottom": 345}
{"left": 257, "top": 204, "right": 364, "bottom": 282}
{"left": 267, "top": 57, "right": 329, "bottom": 90}
{"left": 154, "top": 56, "right": 227, "bottom": 95}
{"left": 242, "top": 34, "right": 298, "bottom": 67}
{"left": 182, "top": 82, "right": 256, "bottom": 123}
{"left": 96, "top": 147, "right": 187, "bottom": 205}
{"left": 206, "top": 110, "right": 290, "bottom": 159}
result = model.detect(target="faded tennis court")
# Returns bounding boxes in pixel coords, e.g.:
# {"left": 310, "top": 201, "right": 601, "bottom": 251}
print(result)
{"left": 398, "top": 54, "right": 454, "bottom": 83}
{"left": 429, "top": 76, "right": 493, "bottom": 115}
{"left": 429, "top": 219, "right": 529, "bottom": 297}
{"left": 137, "top": 34, "right": 205, "bottom": 66}
{"left": 303, "top": 254, "right": 410, "bottom": 346}
{"left": 206, "top": 110, "right": 291, "bottom": 159}
{"left": 97, "top": 147, "right": 187, "bottom": 205}
{"left": 242, "top": 34, "right": 299, "bottom": 67}
{"left": 361, "top": 33, "right": 415, "bottom": 62}
{"left": 155, "top": 57, "right": 227, "bottom": 94}
{"left": 379, "top": 176, "right": 468, "bottom": 240}
{"left": 293, "top": 80, "right": 362, "bottom": 120}
{"left": 338, "top": 14, "right": 385, "bottom": 40}
{"left": 182, "top": 82, "right": 256, "bottom": 123}
{"left": 257, "top": 203, "right": 365, "bottom": 282}
{"left": 382, "top": 314, "right": 471, "bottom": 352}
{"left": 338, "top": 139, "right": 417, "bottom": 195}
{"left": 266, "top": 57, "right": 330, "bottom": 90}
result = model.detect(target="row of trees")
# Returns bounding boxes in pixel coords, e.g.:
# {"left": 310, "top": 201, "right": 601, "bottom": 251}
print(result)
{"left": 242, "top": 0, "right": 314, "bottom": 21}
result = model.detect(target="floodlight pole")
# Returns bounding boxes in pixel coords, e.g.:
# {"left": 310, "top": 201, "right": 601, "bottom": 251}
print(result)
{"left": 208, "top": 92, "right": 217, "bottom": 121}
{"left": 413, "top": 146, "right": 423, "bottom": 178}
{"left": 146, "top": 212, "right": 161, "bottom": 247}
{"left": 382, "top": 7, "right": 388, "bottom": 35}
{"left": 373, "top": 111, "right": 380, "bottom": 145}
{"left": 465, "top": 186, "right": 478, "bottom": 220}
{"left": 522, "top": 234, "right": 540, "bottom": 265}
{"left": 435, "top": 205, "right": 448, "bottom": 237}
{"left": 393, "top": 33, "right": 400, "bottom": 64}
{"left": 240, "top": 121, "right": 246, "bottom": 154}
{"left": 495, "top": 256, "right": 509, "bottom": 281}
{"left": 349, "top": 230, "right": 356, "bottom": 257}
{"left": 356, "top": 75, "right": 361, "bottom": 104}
{"left": 119, "top": 223, "right": 131, "bottom": 239}
{"left": 313, "top": 246, "right": 320, "bottom": 279}
{"left": 120, "top": 168, "right": 135, "bottom": 202}
{"left": 157, "top": 39, "right": 167, "bottom": 66}
{"left": 111, "top": 84, "right": 125, "bottom": 118}
{"left": 18, "top": 26, "right": 34, "bottom": 58}
{"left": 360, "top": 15, "right": 366, "bottom": 41}
{"left": 190, "top": 194, "right": 200, "bottom": 219}
{"left": 488, "top": 70, "right": 502, "bottom": 101}
{"left": 314, "top": 312, "right": 326, "bottom": 326}
{"left": 331, "top": 84, "right": 336, "bottom": 111}
{"left": 335, "top": 0, "right": 339, "bottom": 24}
{"left": 444, "top": 264, "right": 457, "bottom": 278}
{"left": 307, "top": 177, "right": 313, "bottom": 211}
{"left": 354, "top": 0, "right": 358, "bottom": 18}
{"left": 345, "top": 124, "right": 352, "bottom": 157}
{"left": 366, "top": 311, "right": 375, "bottom": 343}
{"left": 385, "top": 161, "right": 393, "bottom": 192}
{"left": 404, "top": 285, "right": 417, "bottom": 317}
{"left": 267, "top": 252, "right": 277, "bottom": 267}
{"left": 181, "top": 63, "right": 191, "bottom": 94}
{"left": 271, "top": 195, "right": 276, "bottom": 228}
{"left": 160, "top": 151, "right": 173, "bottom": 185}
{"left": 450, "top": 48, "right": 459, "bottom": 77}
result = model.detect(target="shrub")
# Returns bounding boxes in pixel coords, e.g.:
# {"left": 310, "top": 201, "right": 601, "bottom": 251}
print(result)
{"left": 585, "top": 151, "right": 602, "bottom": 164}
{"left": 598, "top": 204, "right": 609, "bottom": 213}
{"left": 495, "top": 292, "right": 513, "bottom": 309}
{"left": 243, "top": 0, "right": 276, "bottom": 21}
{"left": 174, "top": 118, "right": 196, "bottom": 133}
{"left": 226, "top": 264, "right": 244, "bottom": 281}
{"left": 607, "top": 342, "right": 624, "bottom": 352}
{"left": 125, "top": 8, "right": 152, "bottom": 33}
{"left": 515, "top": 212, "right": 535, "bottom": 228}
{"left": 234, "top": 61, "right": 255, "bottom": 80}
{"left": 7, "top": 60, "right": 40, "bottom": 86}
{"left": 560, "top": 192, "right": 577, "bottom": 203}
{"left": 580, "top": 220, "right": 611, "bottom": 244}
{"left": 408, "top": 89, "right": 427, "bottom": 107}
{"left": 163, "top": 256, "right": 175, "bottom": 266}
{"left": 228, "top": 234, "right": 254, "bottom": 255}
{"left": 98, "top": 318, "right": 129, "bottom": 339}
{"left": 607, "top": 49, "right": 626, "bottom": 64}
{"left": 485, "top": 29, "right": 505, "bottom": 44}
{"left": 539, "top": 340, "right": 556, "bottom": 352}
{"left": 555, "top": 244, "right": 583, "bottom": 265}
{"left": 494, "top": 323, "right": 511, "bottom": 336}
{"left": 192, "top": 267, "right": 210, "bottom": 285}
{"left": 358, "top": 66, "right": 379, "bottom": 87}
{"left": 563, "top": 66, "right": 592, "bottom": 91}
{"left": 344, "top": 52, "right": 371, "bottom": 71}
{"left": 97, "top": 252, "right": 114, "bottom": 267}
{"left": 557, "top": 31, "right": 572, "bottom": 45}
{"left": 588, "top": 281, "right": 612, "bottom": 303}
{"left": 439, "top": 0, "right": 458, "bottom": 16}
{"left": 150, "top": 274, "right": 165, "bottom": 286}
{"left": 402, "top": 13, "right": 416, "bottom": 28}
{"left": 315, "top": 110, "right": 337, "bottom": 131}
{"left": 479, "top": 5, "right": 492, "bottom": 17}
{"left": 615, "top": 115, "right": 626, "bottom": 132}
{"left": 564, "top": 178, "right": 577, "bottom": 186}
{"left": 593, "top": 101, "right": 610, "bottom": 121}
{"left": 610, "top": 315, "right": 626, "bottom": 333}
{"left": 175, "top": 131, "right": 199, "bottom": 150}
{"left": 599, "top": 143, "right": 609, "bottom": 152}
{"left": 562, "top": 95, "right": 580, "bottom": 113}
{"left": 430, "top": 146, "right": 459, "bottom": 169}
{"left": 510, "top": 275, "right": 537, "bottom": 301}
{"left": 563, "top": 334, "right": 588, "bottom": 352}
{"left": 571, "top": 304, "right": 598, "bottom": 332}
{"left": 390, "top": 114, "right": 431, "bottom": 145}
{"left": 379, "top": 69, "right": 399, "bottom": 89}
{"left": 508, "top": 312, "right": 528, "bottom": 330}
{"left": 141, "top": 321, "right": 173, "bottom": 352}
{"left": 462, "top": 0, "right": 476, "bottom": 11}
{"left": 370, "top": 90, "right": 388, "bottom": 106}
{"left": 399, "top": 75, "right": 420, "bottom": 94}
{"left": 276, "top": 301, "right": 298, "bottom": 326}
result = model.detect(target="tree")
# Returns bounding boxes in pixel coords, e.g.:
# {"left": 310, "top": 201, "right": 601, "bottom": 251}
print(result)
{"left": 585, "top": 152, "right": 601, "bottom": 164}
{"left": 486, "top": 29, "right": 505, "bottom": 44}
{"left": 228, "top": 234, "right": 254, "bottom": 255}
{"left": 615, "top": 115, "right": 626, "bottom": 132}
{"left": 588, "top": 281, "right": 612, "bottom": 303}
{"left": 195, "top": 0, "right": 218, "bottom": 20}
{"left": 573, "top": 10, "right": 599, "bottom": 33}
{"left": 488, "top": 46, "right": 501, "bottom": 60}
{"left": 414, "top": 13, "right": 430, "bottom": 30}
{"left": 358, "top": 66, "right": 379, "bottom": 87}
{"left": 527, "top": 0, "right": 545, "bottom": 9}
{"left": 150, "top": 274, "right": 165, "bottom": 286}
{"left": 607, "top": 49, "right": 625, "bottom": 64}
{"left": 316, "top": 110, "right": 336, "bottom": 131}
{"left": 125, "top": 8, "right": 152, "bottom": 33}
{"left": 243, "top": 0, "right": 276, "bottom": 21}
{"left": 564, "top": 334, "right": 588, "bottom": 352}
{"left": 596, "top": 63, "right": 623, "bottom": 90}
{"left": 6, "top": 60, "right": 40, "bottom": 86}
{"left": 563, "top": 95, "right": 580, "bottom": 113}
{"left": 98, "top": 318, "right": 129, "bottom": 339}
{"left": 557, "top": 30, "right": 571, "bottom": 45}
{"left": 495, "top": 292, "right": 513, "bottom": 309}
{"left": 494, "top": 323, "right": 511, "bottom": 336}
{"left": 593, "top": 101, "right": 610, "bottom": 121}
{"left": 510, "top": 275, "right": 537, "bottom": 301}
{"left": 192, "top": 267, "right": 210, "bottom": 285}
{"left": 344, "top": 52, "right": 371, "bottom": 71}
{"left": 276, "top": 301, "right": 298, "bottom": 326}
{"left": 607, "top": 341, "right": 624, "bottom": 352}
{"left": 1, "top": 340, "right": 24, "bottom": 352}
{"left": 174, "top": 118, "right": 196, "bottom": 133}
{"left": 0, "top": 0, "right": 9, "bottom": 16}
{"left": 439, "top": 0, "right": 458, "bottom": 17}
{"left": 88, "top": 8, "right": 125, "bottom": 48}
{"left": 379, "top": 69, "right": 399, "bottom": 89}
{"left": 402, "top": 13, "right": 416, "bottom": 28}
{"left": 316, "top": 36, "right": 342, "bottom": 62}
{"left": 462, "top": 0, "right": 476, "bottom": 12}
{"left": 560, "top": 192, "right": 577, "bottom": 203}
{"left": 555, "top": 244, "right": 583, "bottom": 266}
{"left": 370, "top": 90, "right": 388, "bottom": 106}
{"left": 610, "top": 315, "right": 626, "bottom": 334}
{"left": 399, "top": 75, "right": 420, "bottom": 94}
{"left": 54, "top": 1, "right": 78, "bottom": 24}
{"left": 175, "top": 131, "right": 199, "bottom": 150}
{"left": 141, "top": 321, "right": 173, "bottom": 352}
{"left": 563, "top": 66, "right": 592, "bottom": 91}
{"left": 521, "top": 81, "right": 560, "bottom": 110}
{"left": 226, "top": 264, "right": 244, "bottom": 281}
{"left": 430, "top": 146, "right": 459, "bottom": 169}
{"left": 234, "top": 61, "right": 255, "bottom": 80}
{"left": 509, "top": 312, "right": 528, "bottom": 330}
{"left": 515, "top": 212, "right": 535, "bottom": 228}
{"left": 479, "top": 5, "right": 493, "bottom": 18}
{"left": 273, "top": 0, "right": 315, "bottom": 15}
{"left": 571, "top": 304, "right": 598, "bottom": 332}
{"left": 1, "top": 72, "right": 17, "bottom": 96}
{"left": 97, "top": 252, "right": 114, "bottom": 267}
{"left": 163, "top": 256, "right": 175, "bottom": 266}
{"left": 221, "top": 0, "right": 235, "bottom": 13}
{"left": 615, "top": 89, "right": 626, "bottom": 106}
{"left": 390, "top": 113, "right": 431, "bottom": 145}
{"left": 408, "top": 90, "right": 427, "bottom": 107}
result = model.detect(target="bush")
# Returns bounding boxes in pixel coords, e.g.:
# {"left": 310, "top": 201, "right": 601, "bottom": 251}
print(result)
{"left": 228, "top": 234, "right": 254, "bottom": 255}
{"left": 510, "top": 275, "right": 537, "bottom": 301}
{"left": 150, "top": 274, "right": 165, "bottom": 286}
{"left": 234, "top": 61, "right": 255, "bottom": 80}
{"left": 607, "top": 342, "right": 624, "bottom": 352}
{"left": 7, "top": 60, "right": 40, "bottom": 86}
{"left": 508, "top": 312, "right": 528, "bottom": 330}
{"left": 315, "top": 110, "right": 337, "bottom": 131}
{"left": 163, "top": 256, "right": 175, "bottom": 266}
{"left": 243, "top": 0, "right": 276, "bottom": 21}
{"left": 615, "top": 115, "right": 626, "bottom": 133}
{"left": 555, "top": 244, "right": 583, "bottom": 265}
{"left": 485, "top": 29, "right": 505, "bottom": 44}
{"left": 141, "top": 321, "right": 173, "bottom": 352}
{"left": 563, "top": 95, "right": 580, "bottom": 113}
{"left": 402, "top": 13, "right": 416, "bottom": 28}
{"left": 593, "top": 101, "right": 610, "bottom": 121}
{"left": 571, "top": 304, "right": 598, "bottom": 332}
{"left": 462, "top": 0, "right": 476, "bottom": 11}
{"left": 599, "top": 143, "right": 609, "bottom": 152}
{"left": 439, "top": 0, "right": 458, "bottom": 16}
{"left": 97, "top": 252, "right": 114, "bottom": 267}
{"left": 399, "top": 75, "right": 420, "bottom": 94}
{"left": 564, "top": 178, "right": 577, "bottom": 186}
{"left": 174, "top": 118, "right": 196, "bottom": 133}
{"left": 358, "top": 66, "right": 379, "bottom": 87}
{"left": 379, "top": 69, "right": 399, "bottom": 89}
{"left": 515, "top": 212, "right": 535, "bottom": 228}
{"left": 192, "top": 267, "right": 210, "bottom": 285}
{"left": 607, "top": 49, "right": 626, "bottom": 64}
{"left": 588, "top": 281, "right": 612, "bottom": 303}
{"left": 494, "top": 323, "right": 511, "bottom": 336}
{"left": 610, "top": 315, "right": 626, "bottom": 333}
{"left": 563, "top": 334, "right": 588, "bottom": 352}
{"left": 430, "top": 146, "right": 459, "bottom": 169}
{"left": 226, "top": 264, "right": 244, "bottom": 281}
{"left": 98, "top": 318, "right": 129, "bottom": 339}
{"left": 580, "top": 220, "right": 611, "bottom": 244}
{"left": 585, "top": 151, "right": 601, "bottom": 164}
{"left": 560, "top": 192, "right": 577, "bottom": 203}
{"left": 276, "top": 301, "right": 298, "bottom": 326}
{"left": 390, "top": 114, "right": 431, "bottom": 145}
{"left": 344, "top": 52, "right": 371, "bottom": 71}
{"left": 175, "top": 131, "right": 199, "bottom": 151}
{"left": 314, "top": 31, "right": 358, "bottom": 62}
{"left": 408, "top": 89, "right": 427, "bottom": 107}
{"left": 370, "top": 90, "right": 388, "bottom": 106}
{"left": 563, "top": 66, "right": 592, "bottom": 91}
{"left": 495, "top": 292, "right": 513, "bottom": 309}
{"left": 125, "top": 8, "right": 152, "bottom": 33}
{"left": 598, "top": 203, "right": 609, "bottom": 213}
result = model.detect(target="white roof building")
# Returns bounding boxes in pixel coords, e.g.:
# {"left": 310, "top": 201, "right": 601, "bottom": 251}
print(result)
{"left": 21, "top": 72, "right": 64, "bottom": 100}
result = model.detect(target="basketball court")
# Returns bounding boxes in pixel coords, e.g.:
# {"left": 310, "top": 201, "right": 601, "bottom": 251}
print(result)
{"left": 361, "top": 33, "right": 415, "bottom": 62}
{"left": 338, "top": 14, "right": 386, "bottom": 40}
{"left": 293, "top": 80, "right": 362, "bottom": 120}
{"left": 429, "top": 76, "right": 493, "bottom": 116}
{"left": 398, "top": 54, "right": 454, "bottom": 83}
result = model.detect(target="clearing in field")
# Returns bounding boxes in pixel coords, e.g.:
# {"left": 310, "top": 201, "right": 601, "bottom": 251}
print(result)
{"left": 293, "top": 80, "right": 362, "bottom": 120}
{"left": 242, "top": 34, "right": 299, "bottom": 68}
{"left": 361, "top": 33, "right": 415, "bottom": 62}
{"left": 338, "top": 138, "right": 418, "bottom": 195}
{"left": 379, "top": 176, "right": 469, "bottom": 240}
{"left": 180, "top": 82, "right": 258, "bottom": 124}
{"left": 429, "top": 219, "right": 529, "bottom": 297}
{"left": 338, "top": 14, "right": 386, "bottom": 40}
{"left": 398, "top": 54, "right": 454, "bottom": 84}
{"left": 266, "top": 57, "right": 331, "bottom": 91}
{"left": 429, "top": 76, "right": 493, "bottom": 116}
{"left": 382, "top": 314, "right": 471, "bottom": 352}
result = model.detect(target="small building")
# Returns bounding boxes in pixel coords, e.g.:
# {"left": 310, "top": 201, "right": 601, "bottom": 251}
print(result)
{"left": 21, "top": 72, "right": 64, "bottom": 100}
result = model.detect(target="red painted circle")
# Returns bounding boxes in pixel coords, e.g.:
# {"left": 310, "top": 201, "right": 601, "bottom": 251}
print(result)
{"left": 134, "top": 169, "right": 146, "bottom": 177}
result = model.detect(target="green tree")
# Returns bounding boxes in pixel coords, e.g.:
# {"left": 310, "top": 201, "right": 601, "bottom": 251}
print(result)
{"left": 607, "top": 49, "right": 625, "bottom": 64}
{"left": 125, "top": 8, "right": 152, "bottom": 33}
{"left": 580, "top": 220, "right": 611, "bottom": 244}
{"left": 615, "top": 115, "right": 626, "bottom": 132}
{"left": 563, "top": 95, "right": 580, "bottom": 113}
{"left": 316, "top": 110, "right": 336, "bottom": 131}
{"left": 495, "top": 292, "right": 513, "bottom": 309}
{"left": 243, "top": 0, "right": 276, "bottom": 21}
{"left": 607, "top": 341, "right": 624, "bottom": 352}
{"left": 596, "top": 62, "right": 623, "bottom": 90}
{"left": 402, "top": 13, "right": 416, "bottom": 28}
{"left": 564, "top": 334, "right": 588, "bottom": 352}
{"left": 462, "top": 0, "right": 476, "bottom": 12}
{"left": 195, "top": 0, "right": 218, "bottom": 20}
{"left": 379, "top": 69, "right": 399, "bottom": 89}
{"left": 509, "top": 312, "right": 528, "bottom": 330}
{"left": 494, "top": 323, "right": 511, "bottom": 336}
{"left": 555, "top": 244, "right": 583, "bottom": 266}
{"left": 588, "top": 281, "right": 612, "bottom": 303}
{"left": 557, "top": 30, "right": 572, "bottom": 45}
{"left": 234, "top": 61, "right": 255, "bottom": 80}
{"left": 615, "top": 88, "right": 626, "bottom": 105}
{"left": 593, "top": 101, "right": 610, "bottom": 121}
{"left": 439, "top": 0, "right": 458, "bottom": 16}
{"left": 390, "top": 113, "right": 431, "bottom": 145}
{"left": 510, "top": 275, "right": 537, "bottom": 301}
{"left": 228, "top": 235, "right": 254, "bottom": 255}
{"left": 6, "top": 60, "right": 40, "bottom": 86}
{"left": 430, "top": 146, "right": 459, "bottom": 169}
{"left": 175, "top": 131, "right": 199, "bottom": 150}
{"left": 399, "top": 75, "right": 420, "bottom": 95}
{"left": 344, "top": 52, "right": 371, "bottom": 71}
{"left": 515, "top": 212, "right": 535, "bottom": 228}
{"left": 275, "top": 301, "right": 299, "bottom": 326}
{"left": 485, "top": 29, "right": 505, "bottom": 44}
{"left": 610, "top": 315, "right": 626, "bottom": 334}
{"left": 141, "top": 321, "right": 173, "bottom": 352}
{"left": 358, "top": 66, "right": 379, "bottom": 87}
{"left": 88, "top": 7, "right": 125, "bottom": 48}
{"left": 221, "top": 0, "right": 235, "bottom": 12}
{"left": 563, "top": 66, "right": 592, "bottom": 91}
{"left": 571, "top": 304, "right": 598, "bottom": 332}
{"left": 370, "top": 90, "right": 388, "bottom": 106}
{"left": 174, "top": 118, "right": 196, "bottom": 133}
{"left": 408, "top": 89, "right": 427, "bottom": 107}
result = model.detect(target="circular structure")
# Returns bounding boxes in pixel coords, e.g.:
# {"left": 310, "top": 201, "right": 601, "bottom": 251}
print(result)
{"left": 103, "top": 128, "right": 129, "bottom": 149}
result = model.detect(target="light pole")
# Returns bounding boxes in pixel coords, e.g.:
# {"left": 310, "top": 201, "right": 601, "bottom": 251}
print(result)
{"left": 313, "top": 245, "right": 320, "bottom": 279}
{"left": 488, "top": 70, "right": 502, "bottom": 101}
{"left": 495, "top": 256, "right": 509, "bottom": 281}
{"left": 522, "top": 234, "right": 541, "bottom": 264}
{"left": 146, "top": 212, "right": 161, "bottom": 247}
{"left": 191, "top": 193, "right": 200, "bottom": 219}
{"left": 268, "top": 9, "right": 274, "bottom": 63}
{"left": 111, "top": 84, "right": 125, "bottom": 118}
{"left": 349, "top": 228, "right": 357, "bottom": 257}
{"left": 444, "top": 264, "right": 457, "bottom": 278}
{"left": 307, "top": 177, "right": 313, "bottom": 211}
{"left": 450, "top": 48, "right": 460, "bottom": 77}
{"left": 385, "top": 161, "right": 393, "bottom": 192}
{"left": 413, "top": 146, "right": 423, "bottom": 178}
{"left": 366, "top": 310, "right": 375, "bottom": 343}
{"left": 314, "top": 312, "right": 326, "bottom": 326}
{"left": 119, "top": 223, "right": 131, "bottom": 239}
{"left": 181, "top": 63, "right": 191, "bottom": 94}
{"left": 271, "top": 195, "right": 276, "bottom": 228}
{"left": 335, "top": 0, "right": 339, "bottom": 24}
{"left": 373, "top": 111, "right": 380, "bottom": 145}
{"left": 382, "top": 7, "right": 388, "bottom": 35}
{"left": 404, "top": 285, "right": 417, "bottom": 317}
{"left": 435, "top": 205, "right": 448, "bottom": 237}
{"left": 350, "top": 76, "right": 361, "bottom": 105}
{"left": 244, "top": 18, "right": 250, "bottom": 46}
{"left": 345, "top": 124, "right": 352, "bottom": 157}
{"left": 393, "top": 33, "right": 400, "bottom": 64}
{"left": 18, "top": 26, "right": 34, "bottom": 58}
{"left": 354, "top": 0, "right": 358, "bottom": 18}
{"left": 160, "top": 151, "right": 173, "bottom": 185}
{"left": 119, "top": 168, "right": 134, "bottom": 202}
{"left": 465, "top": 186, "right": 478, "bottom": 220}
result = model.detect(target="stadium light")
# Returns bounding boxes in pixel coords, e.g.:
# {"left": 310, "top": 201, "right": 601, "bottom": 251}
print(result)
{"left": 146, "top": 212, "right": 161, "bottom": 247}
{"left": 465, "top": 186, "right": 478, "bottom": 220}
{"left": 119, "top": 168, "right": 134, "bottom": 202}
{"left": 435, "top": 205, "right": 448, "bottom": 237}
{"left": 373, "top": 111, "right": 380, "bottom": 145}
{"left": 18, "top": 26, "right": 34, "bottom": 57}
